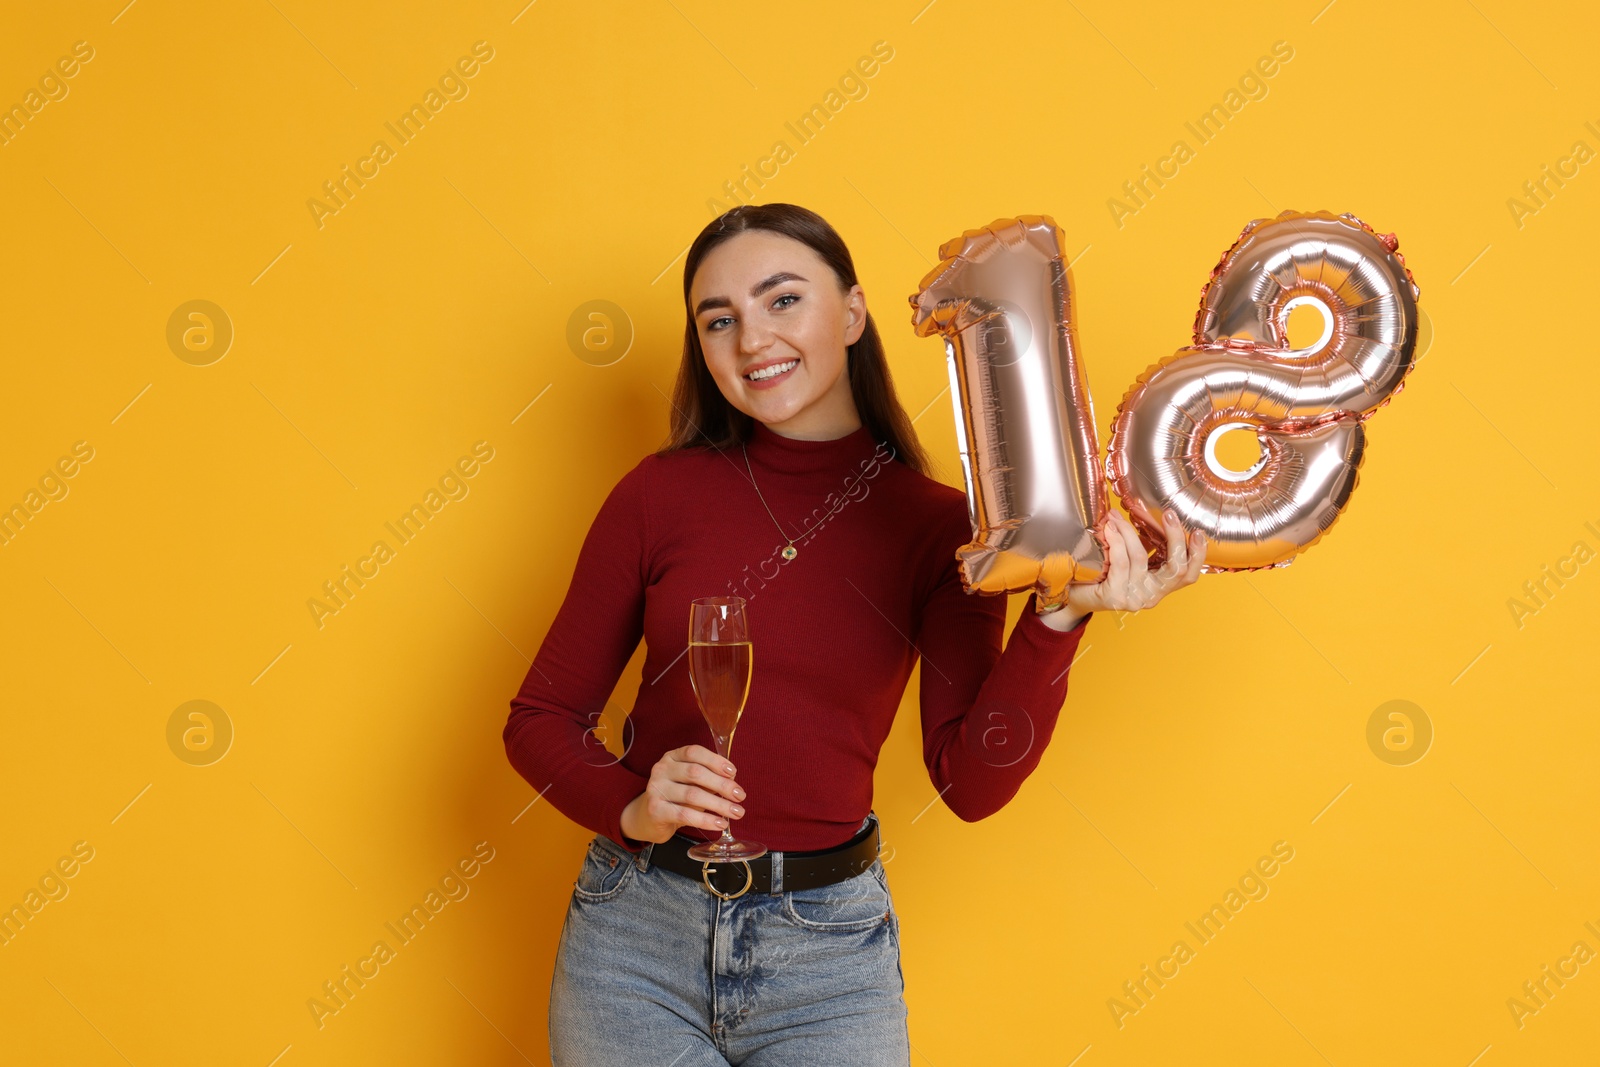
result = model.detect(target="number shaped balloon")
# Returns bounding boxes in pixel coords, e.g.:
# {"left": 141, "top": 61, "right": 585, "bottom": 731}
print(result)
{"left": 1105, "top": 209, "right": 1421, "bottom": 572}
{"left": 909, "top": 216, "right": 1109, "bottom": 604}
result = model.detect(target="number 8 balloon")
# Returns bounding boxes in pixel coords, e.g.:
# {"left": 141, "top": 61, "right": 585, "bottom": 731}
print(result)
{"left": 1106, "top": 209, "right": 1421, "bottom": 572}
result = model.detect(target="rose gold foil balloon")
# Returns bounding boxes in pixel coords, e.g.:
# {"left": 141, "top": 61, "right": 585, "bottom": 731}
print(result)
{"left": 909, "top": 216, "right": 1108, "bottom": 605}
{"left": 1106, "top": 210, "right": 1421, "bottom": 572}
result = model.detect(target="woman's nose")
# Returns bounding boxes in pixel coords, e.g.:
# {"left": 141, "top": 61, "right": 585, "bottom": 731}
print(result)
{"left": 738, "top": 321, "right": 775, "bottom": 354}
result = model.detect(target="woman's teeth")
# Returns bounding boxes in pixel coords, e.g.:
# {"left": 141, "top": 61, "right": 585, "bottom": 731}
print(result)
{"left": 747, "top": 360, "right": 798, "bottom": 381}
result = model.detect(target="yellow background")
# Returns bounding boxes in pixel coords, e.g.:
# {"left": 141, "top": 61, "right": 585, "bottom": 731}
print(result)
{"left": 2, "top": 1, "right": 1595, "bottom": 1063}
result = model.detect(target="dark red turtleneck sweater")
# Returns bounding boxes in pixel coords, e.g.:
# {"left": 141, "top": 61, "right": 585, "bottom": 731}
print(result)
{"left": 503, "top": 420, "right": 1092, "bottom": 853}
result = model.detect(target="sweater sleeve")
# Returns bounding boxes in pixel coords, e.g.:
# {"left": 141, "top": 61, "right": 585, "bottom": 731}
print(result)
{"left": 503, "top": 460, "right": 653, "bottom": 850}
{"left": 913, "top": 510, "right": 1092, "bottom": 822}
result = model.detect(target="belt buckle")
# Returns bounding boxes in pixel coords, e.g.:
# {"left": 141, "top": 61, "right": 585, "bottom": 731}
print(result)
{"left": 700, "top": 859, "right": 753, "bottom": 900}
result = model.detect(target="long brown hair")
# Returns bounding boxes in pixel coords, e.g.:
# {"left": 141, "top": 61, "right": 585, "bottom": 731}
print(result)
{"left": 654, "top": 203, "right": 931, "bottom": 477}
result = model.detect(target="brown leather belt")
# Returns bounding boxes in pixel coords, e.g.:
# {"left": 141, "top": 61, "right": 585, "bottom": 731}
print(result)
{"left": 646, "top": 813, "right": 880, "bottom": 899}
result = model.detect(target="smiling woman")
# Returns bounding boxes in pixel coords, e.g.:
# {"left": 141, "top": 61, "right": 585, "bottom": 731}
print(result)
{"left": 667, "top": 207, "right": 925, "bottom": 454}
{"left": 506, "top": 202, "right": 1211, "bottom": 1065}
{"left": 689, "top": 245, "right": 863, "bottom": 439}
{"left": 505, "top": 204, "right": 1104, "bottom": 1065}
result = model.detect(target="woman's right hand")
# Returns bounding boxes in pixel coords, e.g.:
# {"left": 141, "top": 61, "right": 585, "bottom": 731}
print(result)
{"left": 618, "top": 744, "right": 747, "bottom": 845}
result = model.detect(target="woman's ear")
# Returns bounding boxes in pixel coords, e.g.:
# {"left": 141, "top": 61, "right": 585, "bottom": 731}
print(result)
{"left": 844, "top": 284, "right": 867, "bottom": 345}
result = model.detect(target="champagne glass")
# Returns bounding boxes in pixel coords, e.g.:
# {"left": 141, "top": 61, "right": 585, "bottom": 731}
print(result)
{"left": 685, "top": 596, "right": 767, "bottom": 862}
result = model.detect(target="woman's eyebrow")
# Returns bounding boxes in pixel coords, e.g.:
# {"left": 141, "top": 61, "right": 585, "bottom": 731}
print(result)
{"left": 694, "top": 272, "right": 809, "bottom": 317}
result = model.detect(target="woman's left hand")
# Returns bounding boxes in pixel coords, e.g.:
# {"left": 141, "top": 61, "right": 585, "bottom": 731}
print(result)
{"left": 1062, "top": 509, "right": 1207, "bottom": 617}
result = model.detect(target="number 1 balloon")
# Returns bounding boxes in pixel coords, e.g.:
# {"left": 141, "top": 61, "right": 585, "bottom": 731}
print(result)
{"left": 909, "top": 216, "right": 1109, "bottom": 608}
{"left": 1106, "top": 209, "right": 1422, "bottom": 572}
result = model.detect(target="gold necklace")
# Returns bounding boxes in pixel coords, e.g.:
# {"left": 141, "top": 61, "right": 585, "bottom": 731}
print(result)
{"left": 741, "top": 439, "right": 881, "bottom": 561}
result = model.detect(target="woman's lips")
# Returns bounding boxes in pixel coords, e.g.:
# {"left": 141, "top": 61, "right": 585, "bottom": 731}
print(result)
{"left": 743, "top": 359, "right": 798, "bottom": 389}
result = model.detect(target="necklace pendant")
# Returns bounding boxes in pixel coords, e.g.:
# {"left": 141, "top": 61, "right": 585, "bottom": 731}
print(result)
{"left": 781, "top": 544, "right": 797, "bottom": 561}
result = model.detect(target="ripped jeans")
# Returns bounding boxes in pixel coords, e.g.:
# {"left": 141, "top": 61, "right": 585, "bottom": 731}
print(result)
{"left": 548, "top": 813, "right": 910, "bottom": 1066}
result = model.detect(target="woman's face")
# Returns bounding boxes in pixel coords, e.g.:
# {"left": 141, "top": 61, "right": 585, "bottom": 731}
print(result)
{"left": 690, "top": 230, "right": 867, "bottom": 438}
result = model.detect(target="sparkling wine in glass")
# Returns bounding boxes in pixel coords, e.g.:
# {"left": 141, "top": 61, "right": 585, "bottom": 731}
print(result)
{"left": 686, "top": 596, "right": 766, "bottom": 862}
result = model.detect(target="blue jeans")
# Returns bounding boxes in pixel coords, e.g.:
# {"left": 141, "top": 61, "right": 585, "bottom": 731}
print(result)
{"left": 548, "top": 813, "right": 910, "bottom": 1066}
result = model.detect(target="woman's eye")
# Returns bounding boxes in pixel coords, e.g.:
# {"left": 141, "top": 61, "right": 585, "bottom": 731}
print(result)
{"left": 706, "top": 294, "right": 797, "bottom": 332}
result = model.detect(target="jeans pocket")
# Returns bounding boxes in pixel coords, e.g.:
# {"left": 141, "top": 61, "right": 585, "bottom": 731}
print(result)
{"left": 781, "top": 863, "right": 892, "bottom": 933}
{"left": 572, "top": 836, "right": 636, "bottom": 903}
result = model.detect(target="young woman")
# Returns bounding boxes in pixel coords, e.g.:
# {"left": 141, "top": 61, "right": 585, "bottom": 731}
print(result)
{"left": 505, "top": 203, "right": 1205, "bottom": 1066}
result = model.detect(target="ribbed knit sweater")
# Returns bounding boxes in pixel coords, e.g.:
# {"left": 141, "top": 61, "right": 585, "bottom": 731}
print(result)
{"left": 504, "top": 420, "right": 1092, "bottom": 853}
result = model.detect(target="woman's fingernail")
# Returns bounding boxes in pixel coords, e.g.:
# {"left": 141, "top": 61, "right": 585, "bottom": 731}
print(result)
{"left": 724, "top": 764, "right": 735, "bottom": 776}
{"left": 732, "top": 806, "right": 743, "bottom": 816}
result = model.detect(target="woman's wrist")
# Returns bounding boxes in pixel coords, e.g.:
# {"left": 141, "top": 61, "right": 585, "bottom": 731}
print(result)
{"left": 619, "top": 793, "right": 647, "bottom": 843}
{"left": 1037, "top": 605, "right": 1086, "bottom": 631}
{"left": 1034, "top": 591, "right": 1086, "bottom": 631}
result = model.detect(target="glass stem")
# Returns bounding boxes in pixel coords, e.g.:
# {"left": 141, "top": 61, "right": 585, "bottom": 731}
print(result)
{"left": 718, "top": 734, "right": 736, "bottom": 844}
